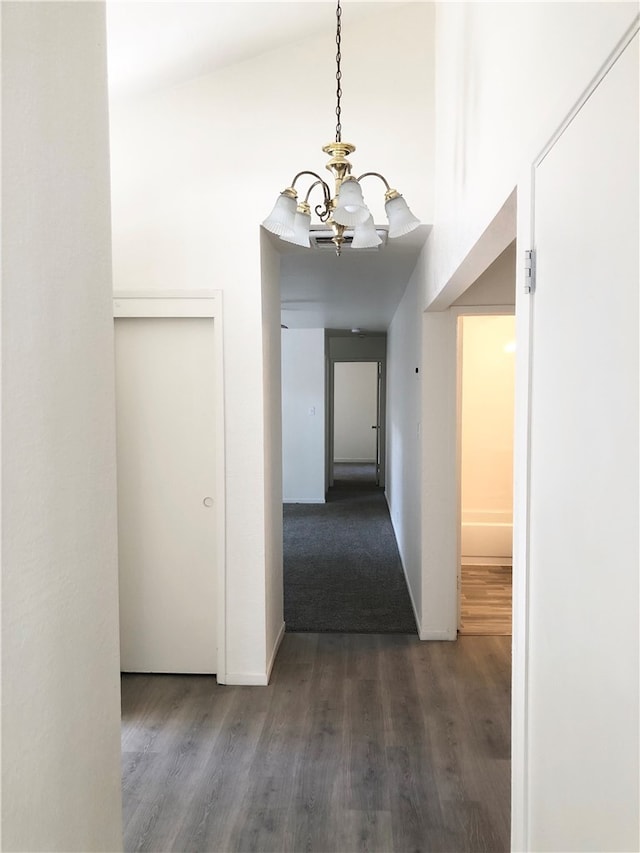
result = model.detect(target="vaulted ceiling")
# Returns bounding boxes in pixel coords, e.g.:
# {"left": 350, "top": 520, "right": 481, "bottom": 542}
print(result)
{"left": 106, "top": 1, "right": 428, "bottom": 331}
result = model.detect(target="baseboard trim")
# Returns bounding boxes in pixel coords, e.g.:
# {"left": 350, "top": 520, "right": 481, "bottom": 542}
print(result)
{"left": 223, "top": 622, "right": 286, "bottom": 687}
{"left": 462, "top": 555, "right": 513, "bottom": 567}
{"left": 420, "top": 627, "right": 457, "bottom": 641}
{"left": 385, "top": 496, "right": 458, "bottom": 643}
{"left": 401, "top": 555, "right": 423, "bottom": 639}
{"left": 385, "top": 494, "right": 423, "bottom": 639}
{"left": 267, "top": 621, "right": 286, "bottom": 683}
{"left": 334, "top": 458, "right": 376, "bottom": 463}
{"left": 223, "top": 672, "right": 269, "bottom": 686}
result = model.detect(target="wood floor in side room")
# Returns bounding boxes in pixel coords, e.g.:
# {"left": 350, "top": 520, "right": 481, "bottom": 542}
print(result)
{"left": 121, "top": 632, "right": 511, "bottom": 853}
{"left": 459, "top": 564, "right": 512, "bottom": 636}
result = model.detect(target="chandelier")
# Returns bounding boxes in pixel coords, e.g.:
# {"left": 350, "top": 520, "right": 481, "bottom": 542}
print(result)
{"left": 262, "top": 0, "right": 420, "bottom": 256}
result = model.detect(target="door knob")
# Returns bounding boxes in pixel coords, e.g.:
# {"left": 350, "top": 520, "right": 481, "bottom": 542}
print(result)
{"left": 203, "top": 497, "right": 214, "bottom": 508}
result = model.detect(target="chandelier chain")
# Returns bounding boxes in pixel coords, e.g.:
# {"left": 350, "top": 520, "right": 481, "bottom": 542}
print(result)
{"left": 335, "top": 0, "right": 342, "bottom": 142}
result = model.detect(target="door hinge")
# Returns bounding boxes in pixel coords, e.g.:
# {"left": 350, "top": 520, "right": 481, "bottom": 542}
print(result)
{"left": 524, "top": 249, "right": 536, "bottom": 294}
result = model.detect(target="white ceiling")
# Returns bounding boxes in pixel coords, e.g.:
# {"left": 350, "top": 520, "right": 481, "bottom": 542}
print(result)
{"left": 106, "top": 1, "right": 405, "bottom": 101}
{"left": 277, "top": 226, "right": 429, "bottom": 331}
{"left": 106, "top": 1, "right": 428, "bottom": 332}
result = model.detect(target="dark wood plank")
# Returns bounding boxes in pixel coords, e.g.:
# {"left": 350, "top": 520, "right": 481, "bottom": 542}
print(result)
{"left": 121, "top": 633, "right": 511, "bottom": 853}
{"left": 460, "top": 564, "right": 513, "bottom": 635}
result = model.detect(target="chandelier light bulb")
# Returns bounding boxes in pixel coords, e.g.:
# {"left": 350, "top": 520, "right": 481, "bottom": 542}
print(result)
{"left": 351, "top": 215, "right": 382, "bottom": 249}
{"left": 280, "top": 208, "right": 312, "bottom": 248}
{"left": 332, "top": 178, "right": 371, "bottom": 227}
{"left": 385, "top": 194, "right": 421, "bottom": 239}
{"left": 262, "top": 192, "right": 297, "bottom": 238}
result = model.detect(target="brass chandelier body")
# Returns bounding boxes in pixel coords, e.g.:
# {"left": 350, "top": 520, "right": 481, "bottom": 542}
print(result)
{"left": 262, "top": 0, "right": 420, "bottom": 256}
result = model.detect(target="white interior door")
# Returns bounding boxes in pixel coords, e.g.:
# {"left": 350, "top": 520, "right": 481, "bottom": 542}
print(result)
{"left": 115, "top": 316, "right": 218, "bottom": 674}
{"left": 526, "top": 33, "right": 638, "bottom": 850}
{"left": 333, "top": 361, "right": 378, "bottom": 465}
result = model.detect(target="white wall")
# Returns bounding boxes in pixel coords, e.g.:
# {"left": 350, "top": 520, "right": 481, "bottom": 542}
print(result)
{"left": 108, "top": 2, "right": 434, "bottom": 682}
{"left": 281, "top": 329, "right": 325, "bottom": 504}
{"left": 425, "top": 1, "right": 638, "bottom": 308}
{"left": 1, "top": 3, "right": 123, "bottom": 849}
{"left": 421, "top": 1, "right": 640, "bottom": 641}
{"left": 386, "top": 251, "right": 425, "bottom": 635}
{"left": 333, "top": 362, "right": 377, "bottom": 462}
{"left": 452, "top": 241, "right": 516, "bottom": 307}
{"left": 424, "top": 3, "right": 640, "bottom": 850}
{"left": 260, "top": 234, "right": 284, "bottom": 676}
{"left": 420, "top": 305, "right": 458, "bottom": 641}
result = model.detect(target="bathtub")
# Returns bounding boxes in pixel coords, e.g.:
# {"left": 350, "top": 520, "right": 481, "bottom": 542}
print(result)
{"left": 461, "top": 509, "right": 513, "bottom": 559}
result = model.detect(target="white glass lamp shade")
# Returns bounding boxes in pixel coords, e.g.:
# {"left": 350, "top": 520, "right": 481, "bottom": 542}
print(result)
{"left": 262, "top": 192, "right": 297, "bottom": 238}
{"left": 385, "top": 195, "right": 420, "bottom": 238}
{"left": 333, "top": 178, "right": 370, "bottom": 226}
{"left": 280, "top": 209, "right": 311, "bottom": 248}
{"left": 351, "top": 215, "right": 382, "bottom": 249}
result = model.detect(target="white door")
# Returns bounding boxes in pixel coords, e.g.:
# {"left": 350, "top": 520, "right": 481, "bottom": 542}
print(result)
{"left": 333, "top": 361, "right": 378, "bottom": 464}
{"left": 115, "top": 316, "right": 218, "bottom": 673}
{"left": 526, "top": 34, "right": 638, "bottom": 850}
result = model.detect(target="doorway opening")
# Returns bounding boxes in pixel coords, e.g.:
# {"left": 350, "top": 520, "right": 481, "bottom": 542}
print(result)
{"left": 281, "top": 327, "right": 415, "bottom": 634}
{"left": 332, "top": 361, "right": 381, "bottom": 487}
{"left": 457, "top": 313, "right": 515, "bottom": 636}
{"left": 324, "top": 330, "right": 387, "bottom": 494}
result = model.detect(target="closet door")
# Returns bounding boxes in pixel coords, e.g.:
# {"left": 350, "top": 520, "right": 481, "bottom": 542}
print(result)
{"left": 115, "top": 316, "right": 218, "bottom": 673}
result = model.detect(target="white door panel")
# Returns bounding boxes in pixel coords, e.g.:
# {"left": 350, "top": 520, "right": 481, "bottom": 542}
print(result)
{"left": 528, "top": 34, "right": 639, "bottom": 851}
{"left": 115, "top": 317, "right": 218, "bottom": 673}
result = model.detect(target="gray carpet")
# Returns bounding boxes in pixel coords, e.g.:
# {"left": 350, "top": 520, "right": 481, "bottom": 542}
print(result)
{"left": 332, "top": 461, "right": 377, "bottom": 482}
{"left": 284, "top": 469, "right": 418, "bottom": 634}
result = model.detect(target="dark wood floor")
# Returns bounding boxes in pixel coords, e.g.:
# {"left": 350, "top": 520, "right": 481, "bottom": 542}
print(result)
{"left": 122, "top": 633, "right": 511, "bottom": 853}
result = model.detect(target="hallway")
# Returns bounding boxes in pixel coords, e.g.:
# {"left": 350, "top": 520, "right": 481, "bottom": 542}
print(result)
{"left": 283, "top": 464, "right": 416, "bottom": 634}
{"left": 121, "top": 632, "right": 511, "bottom": 852}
